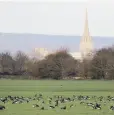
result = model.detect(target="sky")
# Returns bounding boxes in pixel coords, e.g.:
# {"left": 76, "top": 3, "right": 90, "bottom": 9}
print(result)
{"left": 0, "top": 1, "right": 114, "bottom": 36}
{"left": 0, "top": 0, "right": 114, "bottom": 53}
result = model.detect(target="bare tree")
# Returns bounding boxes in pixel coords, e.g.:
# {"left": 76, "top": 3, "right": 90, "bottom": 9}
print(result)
{"left": 90, "top": 47, "right": 114, "bottom": 79}
{"left": 14, "top": 51, "right": 28, "bottom": 75}
{"left": 0, "top": 52, "right": 14, "bottom": 74}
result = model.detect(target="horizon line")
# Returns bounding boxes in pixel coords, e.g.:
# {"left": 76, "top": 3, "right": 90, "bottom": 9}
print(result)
{"left": 0, "top": 32, "right": 114, "bottom": 38}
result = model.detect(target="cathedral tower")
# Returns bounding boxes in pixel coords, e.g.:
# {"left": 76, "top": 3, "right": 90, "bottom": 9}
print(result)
{"left": 80, "top": 9, "right": 93, "bottom": 59}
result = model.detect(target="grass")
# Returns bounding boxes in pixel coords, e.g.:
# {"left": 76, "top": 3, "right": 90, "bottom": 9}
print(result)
{"left": 0, "top": 79, "right": 114, "bottom": 115}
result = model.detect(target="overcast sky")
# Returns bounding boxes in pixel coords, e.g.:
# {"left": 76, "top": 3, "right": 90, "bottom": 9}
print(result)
{"left": 0, "top": 1, "right": 114, "bottom": 36}
{"left": 0, "top": 1, "right": 114, "bottom": 53}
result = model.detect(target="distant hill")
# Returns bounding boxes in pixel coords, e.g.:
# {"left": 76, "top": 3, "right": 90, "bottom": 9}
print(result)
{"left": 0, "top": 33, "right": 114, "bottom": 54}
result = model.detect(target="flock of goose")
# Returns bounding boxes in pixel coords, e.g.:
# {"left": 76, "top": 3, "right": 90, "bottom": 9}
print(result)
{"left": 0, "top": 94, "right": 114, "bottom": 112}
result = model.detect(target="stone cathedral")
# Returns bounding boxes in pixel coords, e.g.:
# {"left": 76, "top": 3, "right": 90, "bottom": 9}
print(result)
{"left": 33, "top": 9, "right": 93, "bottom": 60}
{"left": 70, "top": 9, "right": 93, "bottom": 60}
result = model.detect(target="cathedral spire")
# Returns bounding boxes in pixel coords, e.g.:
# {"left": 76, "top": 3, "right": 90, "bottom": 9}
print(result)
{"left": 80, "top": 8, "right": 93, "bottom": 58}
{"left": 82, "top": 8, "right": 91, "bottom": 42}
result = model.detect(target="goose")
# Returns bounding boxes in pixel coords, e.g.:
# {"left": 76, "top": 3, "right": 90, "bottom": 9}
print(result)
{"left": 110, "top": 106, "right": 114, "bottom": 110}
{"left": 32, "top": 104, "right": 39, "bottom": 108}
{"left": 61, "top": 106, "right": 66, "bottom": 110}
{"left": 0, "top": 105, "right": 5, "bottom": 110}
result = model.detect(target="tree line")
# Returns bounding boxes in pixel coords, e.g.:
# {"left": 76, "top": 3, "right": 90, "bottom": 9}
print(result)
{"left": 0, "top": 46, "right": 114, "bottom": 80}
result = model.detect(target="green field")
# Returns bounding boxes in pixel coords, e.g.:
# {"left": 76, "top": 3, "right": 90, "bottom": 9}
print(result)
{"left": 0, "top": 80, "right": 114, "bottom": 115}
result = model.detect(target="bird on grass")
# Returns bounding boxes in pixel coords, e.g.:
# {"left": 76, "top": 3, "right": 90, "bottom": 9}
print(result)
{"left": 32, "top": 104, "right": 39, "bottom": 108}
{"left": 0, "top": 105, "right": 5, "bottom": 110}
{"left": 61, "top": 106, "right": 66, "bottom": 110}
{"left": 49, "top": 105, "right": 55, "bottom": 109}
{"left": 40, "top": 107, "right": 44, "bottom": 110}
{"left": 110, "top": 106, "right": 114, "bottom": 110}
